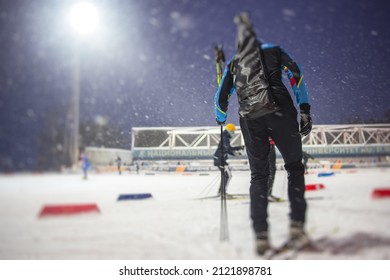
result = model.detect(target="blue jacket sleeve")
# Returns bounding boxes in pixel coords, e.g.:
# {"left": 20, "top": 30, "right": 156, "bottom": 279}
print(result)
{"left": 280, "top": 48, "right": 309, "bottom": 106}
{"left": 214, "top": 60, "right": 235, "bottom": 123}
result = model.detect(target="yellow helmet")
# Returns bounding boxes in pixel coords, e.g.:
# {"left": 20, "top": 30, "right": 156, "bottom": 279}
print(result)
{"left": 225, "top": 123, "right": 236, "bottom": 132}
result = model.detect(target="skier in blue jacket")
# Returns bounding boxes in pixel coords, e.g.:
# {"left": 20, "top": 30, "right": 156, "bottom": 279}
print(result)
{"left": 80, "top": 153, "right": 90, "bottom": 180}
{"left": 214, "top": 12, "right": 312, "bottom": 255}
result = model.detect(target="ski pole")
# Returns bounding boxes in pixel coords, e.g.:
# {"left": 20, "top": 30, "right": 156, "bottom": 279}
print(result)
{"left": 197, "top": 174, "right": 220, "bottom": 198}
{"left": 220, "top": 125, "right": 229, "bottom": 241}
{"left": 214, "top": 44, "right": 229, "bottom": 241}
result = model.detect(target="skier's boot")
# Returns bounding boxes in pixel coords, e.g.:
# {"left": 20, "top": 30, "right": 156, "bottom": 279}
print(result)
{"left": 268, "top": 195, "right": 283, "bottom": 202}
{"left": 255, "top": 232, "right": 271, "bottom": 256}
{"left": 289, "top": 221, "right": 310, "bottom": 249}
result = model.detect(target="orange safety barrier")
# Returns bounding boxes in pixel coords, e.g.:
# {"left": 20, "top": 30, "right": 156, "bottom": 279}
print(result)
{"left": 176, "top": 166, "right": 186, "bottom": 172}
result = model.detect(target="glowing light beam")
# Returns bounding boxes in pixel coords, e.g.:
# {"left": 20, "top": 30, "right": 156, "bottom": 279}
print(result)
{"left": 69, "top": 2, "right": 99, "bottom": 35}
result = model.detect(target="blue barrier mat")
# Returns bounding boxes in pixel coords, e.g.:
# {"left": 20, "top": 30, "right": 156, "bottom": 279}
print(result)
{"left": 317, "top": 172, "right": 335, "bottom": 177}
{"left": 117, "top": 193, "right": 153, "bottom": 201}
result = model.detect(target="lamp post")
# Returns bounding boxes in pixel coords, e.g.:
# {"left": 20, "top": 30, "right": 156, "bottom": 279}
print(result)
{"left": 67, "top": 1, "right": 99, "bottom": 168}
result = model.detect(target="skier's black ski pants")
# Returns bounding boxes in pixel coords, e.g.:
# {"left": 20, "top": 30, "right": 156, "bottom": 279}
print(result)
{"left": 240, "top": 112, "right": 307, "bottom": 234}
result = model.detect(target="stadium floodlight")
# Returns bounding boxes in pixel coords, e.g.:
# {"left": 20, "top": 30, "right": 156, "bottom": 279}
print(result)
{"left": 69, "top": 1, "right": 99, "bottom": 35}
{"left": 65, "top": 2, "right": 100, "bottom": 168}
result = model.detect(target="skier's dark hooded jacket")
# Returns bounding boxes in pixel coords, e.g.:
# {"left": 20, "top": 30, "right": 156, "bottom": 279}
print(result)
{"left": 215, "top": 28, "right": 309, "bottom": 122}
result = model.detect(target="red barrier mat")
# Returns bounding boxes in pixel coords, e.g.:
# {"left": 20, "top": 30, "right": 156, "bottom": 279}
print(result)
{"left": 39, "top": 203, "right": 100, "bottom": 217}
{"left": 372, "top": 188, "right": 390, "bottom": 199}
{"left": 305, "top": 184, "right": 325, "bottom": 191}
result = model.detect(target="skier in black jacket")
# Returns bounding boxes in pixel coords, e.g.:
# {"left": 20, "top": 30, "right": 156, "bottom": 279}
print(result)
{"left": 214, "top": 12, "right": 312, "bottom": 255}
{"left": 213, "top": 123, "right": 243, "bottom": 195}
{"left": 302, "top": 151, "right": 314, "bottom": 174}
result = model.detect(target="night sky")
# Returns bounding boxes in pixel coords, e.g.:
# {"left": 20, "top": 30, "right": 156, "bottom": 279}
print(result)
{"left": 0, "top": 0, "right": 389, "bottom": 170}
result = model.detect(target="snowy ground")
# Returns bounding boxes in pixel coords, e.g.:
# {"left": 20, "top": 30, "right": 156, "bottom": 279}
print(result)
{"left": 0, "top": 167, "right": 389, "bottom": 260}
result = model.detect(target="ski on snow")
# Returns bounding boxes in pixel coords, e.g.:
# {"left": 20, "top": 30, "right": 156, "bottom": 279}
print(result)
{"left": 198, "top": 193, "right": 249, "bottom": 200}
{"left": 264, "top": 236, "right": 327, "bottom": 260}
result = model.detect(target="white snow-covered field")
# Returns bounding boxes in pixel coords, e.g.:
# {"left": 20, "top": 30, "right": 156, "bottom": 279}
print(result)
{"left": 0, "top": 167, "right": 389, "bottom": 260}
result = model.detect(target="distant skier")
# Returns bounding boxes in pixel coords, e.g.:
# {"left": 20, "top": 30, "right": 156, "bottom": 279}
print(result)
{"left": 80, "top": 153, "right": 90, "bottom": 180}
{"left": 116, "top": 156, "right": 122, "bottom": 175}
{"left": 214, "top": 12, "right": 312, "bottom": 255}
{"left": 302, "top": 151, "right": 314, "bottom": 174}
{"left": 213, "top": 123, "right": 244, "bottom": 195}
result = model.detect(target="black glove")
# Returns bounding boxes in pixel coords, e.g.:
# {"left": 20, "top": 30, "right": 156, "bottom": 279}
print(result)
{"left": 299, "top": 103, "right": 312, "bottom": 136}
